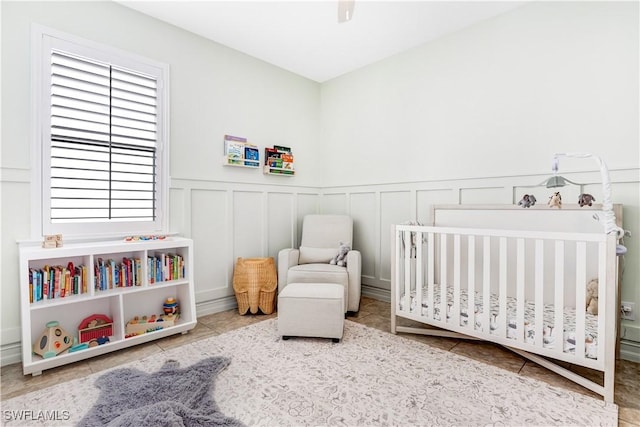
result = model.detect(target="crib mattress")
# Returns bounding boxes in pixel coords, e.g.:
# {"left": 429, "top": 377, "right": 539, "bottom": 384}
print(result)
{"left": 399, "top": 287, "right": 599, "bottom": 359}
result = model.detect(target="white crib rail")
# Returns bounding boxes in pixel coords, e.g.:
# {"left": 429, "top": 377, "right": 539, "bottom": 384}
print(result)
{"left": 391, "top": 223, "right": 617, "bottom": 402}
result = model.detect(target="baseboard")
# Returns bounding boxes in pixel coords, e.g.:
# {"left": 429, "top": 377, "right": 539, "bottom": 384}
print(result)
{"left": 195, "top": 295, "right": 238, "bottom": 317}
{"left": 0, "top": 342, "right": 22, "bottom": 367}
{"left": 361, "top": 284, "right": 390, "bottom": 302}
{"left": 620, "top": 339, "right": 640, "bottom": 362}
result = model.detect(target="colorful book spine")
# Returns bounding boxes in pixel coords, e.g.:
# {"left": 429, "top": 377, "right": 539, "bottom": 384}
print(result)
{"left": 28, "top": 263, "right": 87, "bottom": 303}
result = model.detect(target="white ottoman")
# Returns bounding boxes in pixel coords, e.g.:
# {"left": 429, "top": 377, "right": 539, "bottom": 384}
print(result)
{"left": 278, "top": 283, "right": 345, "bottom": 342}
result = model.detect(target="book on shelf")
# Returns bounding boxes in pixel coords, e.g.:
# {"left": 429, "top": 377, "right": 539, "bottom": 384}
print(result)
{"left": 244, "top": 144, "right": 259, "bottom": 166}
{"left": 281, "top": 153, "right": 294, "bottom": 171}
{"left": 264, "top": 145, "right": 294, "bottom": 174}
{"left": 93, "top": 257, "right": 142, "bottom": 291}
{"left": 274, "top": 145, "right": 291, "bottom": 153}
{"left": 224, "top": 134, "right": 247, "bottom": 165}
{"left": 147, "top": 253, "right": 185, "bottom": 283}
{"left": 28, "top": 263, "right": 87, "bottom": 303}
{"left": 264, "top": 147, "right": 280, "bottom": 164}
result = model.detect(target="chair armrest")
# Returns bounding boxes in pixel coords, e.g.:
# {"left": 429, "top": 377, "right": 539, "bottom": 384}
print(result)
{"left": 278, "top": 248, "right": 299, "bottom": 293}
{"left": 346, "top": 250, "right": 362, "bottom": 312}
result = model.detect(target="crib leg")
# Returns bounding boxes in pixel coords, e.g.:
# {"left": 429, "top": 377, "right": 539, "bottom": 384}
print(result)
{"left": 391, "top": 312, "right": 397, "bottom": 334}
{"left": 604, "top": 369, "right": 615, "bottom": 403}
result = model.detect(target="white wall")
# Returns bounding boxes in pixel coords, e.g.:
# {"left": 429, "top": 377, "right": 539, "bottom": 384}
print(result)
{"left": 0, "top": 1, "right": 323, "bottom": 365}
{"left": 319, "top": 1, "right": 640, "bottom": 360}
{"left": 320, "top": 1, "right": 638, "bottom": 185}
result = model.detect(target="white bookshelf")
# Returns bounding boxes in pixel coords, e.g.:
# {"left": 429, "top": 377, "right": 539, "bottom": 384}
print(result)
{"left": 19, "top": 237, "right": 196, "bottom": 376}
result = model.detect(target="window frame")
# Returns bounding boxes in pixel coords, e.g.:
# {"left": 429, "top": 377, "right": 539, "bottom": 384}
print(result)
{"left": 31, "top": 24, "right": 169, "bottom": 239}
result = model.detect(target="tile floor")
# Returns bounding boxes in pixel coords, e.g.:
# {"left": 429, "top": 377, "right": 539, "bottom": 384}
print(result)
{"left": 1, "top": 296, "right": 638, "bottom": 426}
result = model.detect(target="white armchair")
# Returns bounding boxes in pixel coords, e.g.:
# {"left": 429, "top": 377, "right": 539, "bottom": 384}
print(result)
{"left": 278, "top": 215, "right": 361, "bottom": 313}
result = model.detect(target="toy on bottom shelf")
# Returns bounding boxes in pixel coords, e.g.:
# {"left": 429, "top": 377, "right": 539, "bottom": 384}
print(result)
{"left": 78, "top": 314, "right": 113, "bottom": 343}
{"left": 125, "top": 313, "right": 179, "bottom": 338}
{"left": 163, "top": 297, "right": 179, "bottom": 315}
{"left": 126, "top": 298, "right": 180, "bottom": 338}
{"left": 33, "top": 321, "right": 73, "bottom": 358}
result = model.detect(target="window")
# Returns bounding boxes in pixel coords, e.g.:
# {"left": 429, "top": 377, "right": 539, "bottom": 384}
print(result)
{"left": 32, "top": 26, "right": 169, "bottom": 238}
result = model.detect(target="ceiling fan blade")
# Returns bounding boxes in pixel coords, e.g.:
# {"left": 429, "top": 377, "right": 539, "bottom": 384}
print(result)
{"left": 338, "top": 0, "right": 355, "bottom": 23}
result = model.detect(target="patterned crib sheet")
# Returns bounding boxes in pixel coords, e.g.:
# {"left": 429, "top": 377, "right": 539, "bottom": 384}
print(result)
{"left": 399, "top": 287, "right": 599, "bottom": 359}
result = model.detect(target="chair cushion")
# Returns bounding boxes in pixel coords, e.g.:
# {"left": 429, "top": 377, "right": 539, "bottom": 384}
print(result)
{"left": 279, "top": 282, "right": 344, "bottom": 299}
{"left": 300, "top": 215, "right": 353, "bottom": 249}
{"left": 287, "top": 264, "right": 348, "bottom": 288}
{"left": 299, "top": 246, "right": 337, "bottom": 264}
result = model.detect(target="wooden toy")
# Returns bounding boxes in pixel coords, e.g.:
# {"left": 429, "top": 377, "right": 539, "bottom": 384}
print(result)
{"left": 68, "top": 342, "right": 89, "bottom": 353}
{"left": 42, "top": 234, "right": 63, "bottom": 248}
{"left": 163, "top": 297, "right": 179, "bottom": 315}
{"left": 125, "top": 313, "right": 179, "bottom": 338}
{"left": 124, "top": 235, "right": 167, "bottom": 242}
{"left": 87, "top": 336, "right": 110, "bottom": 347}
{"left": 78, "top": 314, "right": 113, "bottom": 343}
{"left": 33, "top": 321, "right": 73, "bottom": 358}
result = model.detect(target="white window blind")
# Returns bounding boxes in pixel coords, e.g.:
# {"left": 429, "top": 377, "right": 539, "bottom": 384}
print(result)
{"left": 50, "top": 50, "right": 157, "bottom": 223}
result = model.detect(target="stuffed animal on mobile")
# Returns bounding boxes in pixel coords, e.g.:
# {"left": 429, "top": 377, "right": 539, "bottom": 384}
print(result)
{"left": 518, "top": 194, "right": 537, "bottom": 208}
{"left": 578, "top": 193, "right": 595, "bottom": 207}
{"left": 547, "top": 192, "right": 562, "bottom": 209}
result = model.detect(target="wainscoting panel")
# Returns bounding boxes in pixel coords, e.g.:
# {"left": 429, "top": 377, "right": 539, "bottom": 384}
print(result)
{"left": 295, "top": 193, "right": 322, "bottom": 247}
{"left": 416, "top": 189, "right": 456, "bottom": 224}
{"left": 349, "top": 192, "right": 377, "bottom": 279}
{"left": 267, "top": 192, "right": 294, "bottom": 259}
{"left": 169, "top": 188, "right": 185, "bottom": 235}
{"left": 233, "top": 191, "right": 265, "bottom": 260}
{"left": 379, "top": 191, "right": 412, "bottom": 284}
{"left": 177, "top": 181, "right": 322, "bottom": 315}
{"left": 191, "top": 189, "right": 232, "bottom": 302}
{"left": 460, "top": 186, "right": 507, "bottom": 204}
{"left": 322, "top": 193, "right": 348, "bottom": 215}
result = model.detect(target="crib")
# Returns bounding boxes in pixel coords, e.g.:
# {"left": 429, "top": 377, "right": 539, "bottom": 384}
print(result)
{"left": 390, "top": 204, "right": 622, "bottom": 403}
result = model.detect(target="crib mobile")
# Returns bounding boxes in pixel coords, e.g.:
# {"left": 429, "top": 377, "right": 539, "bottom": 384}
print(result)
{"left": 539, "top": 152, "right": 629, "bottom": 253}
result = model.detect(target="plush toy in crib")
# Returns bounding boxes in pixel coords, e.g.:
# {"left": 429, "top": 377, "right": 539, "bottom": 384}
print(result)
{"left": 578, "top": 193, "right": 595, "bottom": 207}
{"left": 548, "top": 192, "right": 562, "bottom": 209}
{"left": 518, "top": 194, "right": 537, "bottom": 208}
{"left": 329, "top": 242, "right": 350, "bottom": 267}
{"left": 585, "top": 278, "right": 598, "bottom": 315}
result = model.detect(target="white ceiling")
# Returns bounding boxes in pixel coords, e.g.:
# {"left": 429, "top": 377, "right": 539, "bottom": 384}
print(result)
{"left": 117, "top": 1, "right": 526, "bottom": 82}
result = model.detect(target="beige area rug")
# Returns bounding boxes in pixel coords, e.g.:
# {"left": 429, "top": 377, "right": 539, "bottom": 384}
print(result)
{"left": 2, "top": 319, "right": 618, "bottom": 426}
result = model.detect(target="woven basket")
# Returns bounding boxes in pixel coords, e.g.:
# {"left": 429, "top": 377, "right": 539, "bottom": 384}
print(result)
{"left": 232, "top": 257, "right": 277, "bottom": 315}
